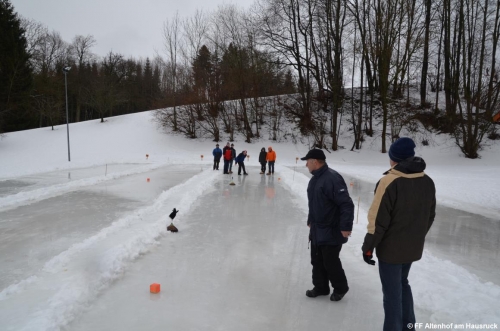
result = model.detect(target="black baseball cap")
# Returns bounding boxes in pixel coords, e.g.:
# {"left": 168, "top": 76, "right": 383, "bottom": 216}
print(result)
{"left": 300, "top": 149, "right": 326, "bottom": 160}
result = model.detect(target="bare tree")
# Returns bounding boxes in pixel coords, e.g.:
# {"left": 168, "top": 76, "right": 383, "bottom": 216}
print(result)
{"left": 371, "top": 0, "right": 409, "bottom": 152}
{"left": 453, "top": 0, "right": 500, "bottom": 158}
{"left": 182, "top": 10, "right": 209, "bottom": 61}
{"left": 420, "top": 0, "right": 432, "bottom": 106}
{"left": 70, "top": 35, "right": 96, "bottom": 122}
{"left": 212, "top": 4, "right": 254, "bottom": 142}
{"left": 32, "top": 30, "right": 69, "bottom": 75}
{"left": 256, "top": 0, "right": 314, "bottom": 135}
{"left": 24, "top": 28, "right": 70, "bottom": 127}
{"left": 20, "top": 18, "right": 47, "bottom": 68}
{"left": 163, "top": 12, "right": 182, "bottom": 131}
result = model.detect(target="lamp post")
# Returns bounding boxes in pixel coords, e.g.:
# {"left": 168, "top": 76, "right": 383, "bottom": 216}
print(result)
{"left": 63, "top": 66, "right": 71, "bottom": 162}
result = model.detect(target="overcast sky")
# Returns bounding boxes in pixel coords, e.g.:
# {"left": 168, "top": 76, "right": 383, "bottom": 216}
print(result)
{"left": 11, "top": 0, "right": 253, "bottom": 60}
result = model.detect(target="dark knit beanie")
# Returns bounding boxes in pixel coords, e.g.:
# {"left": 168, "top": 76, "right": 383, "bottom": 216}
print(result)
{"left": 388, "top": 137, "right": 416, "bottom": 162}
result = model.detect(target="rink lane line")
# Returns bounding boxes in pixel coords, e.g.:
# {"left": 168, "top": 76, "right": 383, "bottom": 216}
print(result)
{"left": 0, "top": 162, "right": 174, "bottom": 212}
{"left": 278, "top": 165, "right": 500, "bottom": 325}
{"left": 0, "top": 168, "right": 220, "bottom": 331}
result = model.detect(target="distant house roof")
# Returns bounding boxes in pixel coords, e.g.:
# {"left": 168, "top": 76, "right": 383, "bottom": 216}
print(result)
{"left": 494, "top": 112, "right": 500, "bottom": 123}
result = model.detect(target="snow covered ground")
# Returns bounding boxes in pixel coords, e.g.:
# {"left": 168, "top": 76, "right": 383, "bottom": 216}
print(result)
{"left": 0, "top": 110, "right": 499, "bottom": 330}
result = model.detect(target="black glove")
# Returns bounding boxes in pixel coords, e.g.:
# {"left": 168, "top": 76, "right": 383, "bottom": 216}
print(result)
{"left": 169, "top": 208, "right": 178, "bottom": 220}
{"left": 362, "top": 233, "right": 376, "bottom": 266}
{"left": 363, "top": 251, "right": 375, "bottom": 265}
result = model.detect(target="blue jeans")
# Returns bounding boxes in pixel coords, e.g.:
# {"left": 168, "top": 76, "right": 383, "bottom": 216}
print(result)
{"left": 223, "top": 160, "right": 230, "bottom": 174}
{"left": 268, "top": 161, "right": 275, "bottom": 173}
{"left": 378, "top": 260, "right": 415, "bottom": 331}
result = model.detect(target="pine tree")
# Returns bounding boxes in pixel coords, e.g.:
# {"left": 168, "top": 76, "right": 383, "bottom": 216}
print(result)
{"left": 0, "top": 0, "right": 33, "bottom": 133}
{"left": 143, "top": 58, "right": 153, "bottom": 110}
{"left": 192, "top": 45, "right": 212, "bottom": 102}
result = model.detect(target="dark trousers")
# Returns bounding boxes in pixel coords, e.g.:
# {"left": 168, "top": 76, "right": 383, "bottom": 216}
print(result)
{"left": 378, "top": 260, "right": 415, "bottom": 331}
{"left": 268, "top": 161, "right": 275, "bottom": 173}
{"left": 223, "top": 160, "right": 230, "bottom": 174}
{"left": 310, "top": 244, "right": 348, "bottom": 294}
{"left": 229, "top": 160, "right": 233, "bottom": 172}
{"left": 260, "top": 162, "right": 266, "bottom": 172}
{"left": 213, "top": 159, "right": 220, "bottom": 170}
{"left": 237, "top": 162, "right": 247, "bottom": 175}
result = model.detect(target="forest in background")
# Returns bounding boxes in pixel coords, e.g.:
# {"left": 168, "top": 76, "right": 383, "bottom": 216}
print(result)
{"left": 1, "top": 0, "right": 500, "bottom": 158}
{"left": 0, "top": 1, "right": 295, "bottom": 134}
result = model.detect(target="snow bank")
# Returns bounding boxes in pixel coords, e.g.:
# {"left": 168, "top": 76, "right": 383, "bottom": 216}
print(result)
{"left": 0, "top": 169, "right": 219, "bottom": 330}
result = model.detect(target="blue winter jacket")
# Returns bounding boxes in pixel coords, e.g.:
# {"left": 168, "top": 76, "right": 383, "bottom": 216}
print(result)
{"left": 212, "top": 147, "right": 222, "bottom": 160}
{"left": 235, "top": 152, "right": 246, "bottom": 163}
{"left": 307, "top": 164, "right": 354, "bottom": 245}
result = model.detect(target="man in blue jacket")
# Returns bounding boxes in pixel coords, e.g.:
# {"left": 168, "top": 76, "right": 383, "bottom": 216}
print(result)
{"left": 301, "top": 149, "right": 354, "bottom": 302}
{"left": 212, "top": 144, "right": 222, "bottom": 170}
{"left": 235, "top": 150, "right": 248, "bottom": 175}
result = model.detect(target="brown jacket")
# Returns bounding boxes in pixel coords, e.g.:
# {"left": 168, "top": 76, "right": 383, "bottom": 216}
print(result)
{"left": 363, "top": 157, "right": 436, "bottom": 264}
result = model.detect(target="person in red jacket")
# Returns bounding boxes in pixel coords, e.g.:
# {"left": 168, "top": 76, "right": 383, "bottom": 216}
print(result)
{"left": 266, "top": 146, "right": 276, "bottom": 175}
{"left": 222, "top": 142, "right": 232, "bottom": 174}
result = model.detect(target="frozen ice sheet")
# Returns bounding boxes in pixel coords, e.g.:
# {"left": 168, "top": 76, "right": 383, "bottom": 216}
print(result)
{"left": 2, "top": 165, "right": 495, "bottom": 331}
{"left": 0, "top": 165, "right": 203, "bottom": 290}
{"left": 0, "top": 163, "right": 143, "bottom": 198}
{"left": 67, "top": 169, "right": 425, "bottom": 331}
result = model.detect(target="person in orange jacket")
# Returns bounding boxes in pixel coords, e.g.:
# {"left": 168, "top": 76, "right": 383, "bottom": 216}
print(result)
{"left": 266, "top": 146, "right": 276, "bottom": 175}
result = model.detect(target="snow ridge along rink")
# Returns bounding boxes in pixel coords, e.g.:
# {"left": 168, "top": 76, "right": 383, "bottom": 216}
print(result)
{"left": 0, "top": 168, "right": 219, "bottom": 331}
{"left": 0, "top": 162, "right": 172, "bottom": 212}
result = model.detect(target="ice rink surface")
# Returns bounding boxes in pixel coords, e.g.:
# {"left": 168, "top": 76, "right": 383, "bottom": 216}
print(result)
{"left": 68, "top": 167, "right": 391, "bottom": 331}
{"left": 0, "top": 164, "right": 498, "bottom": 330}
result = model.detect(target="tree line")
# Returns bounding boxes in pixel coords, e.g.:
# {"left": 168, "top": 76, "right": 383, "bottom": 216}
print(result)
{"left": 0, "top": 1, "right": 295, "bottom": 135}
{"left": 2, "top": 0, "right": 500, "bottom": 158}
{"left": 1, "top": 1, "right": 162, "bottom": 131}
{"left": 251, "top": 0, "right": 500, "bottom": 157}
{"left": 156, "top": 0, "right": 500, "bottom": 157}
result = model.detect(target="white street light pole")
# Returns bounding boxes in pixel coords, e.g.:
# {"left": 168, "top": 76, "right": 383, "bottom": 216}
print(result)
{"left": 63, "top": 66, "right": 71, "bottom": 162}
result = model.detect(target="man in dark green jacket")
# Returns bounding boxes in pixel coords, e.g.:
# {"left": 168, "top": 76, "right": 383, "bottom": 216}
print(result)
{"left": 302, "top": 149, "right": 354, "bottom": 302}
{"left": 362, "top": 137, "right": 436, "bottom": 331}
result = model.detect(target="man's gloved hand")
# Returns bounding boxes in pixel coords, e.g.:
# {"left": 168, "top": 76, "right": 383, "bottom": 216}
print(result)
{"left": 363, "top": 251, "right": 375, "bottom": 265}
{"left": 362, "top": 233, "right": 376, "bottom": 266}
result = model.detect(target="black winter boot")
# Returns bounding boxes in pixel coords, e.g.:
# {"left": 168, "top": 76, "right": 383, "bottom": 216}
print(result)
{"left": 330, "top": 288, "right": 348, "bottom": 301}
{"left": 305, "top": 288, "right": 330, "bottom": 298}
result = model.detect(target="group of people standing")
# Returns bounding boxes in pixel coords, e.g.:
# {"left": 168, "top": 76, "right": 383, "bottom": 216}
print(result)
{"left": 212, "top": 143, "right": 277, "bottom": 176}
{"left": 259, "top": 147, "right": 276, "bottom": 175}
{"left": 211, "top": 143, "right": 236, "bottom": 174}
